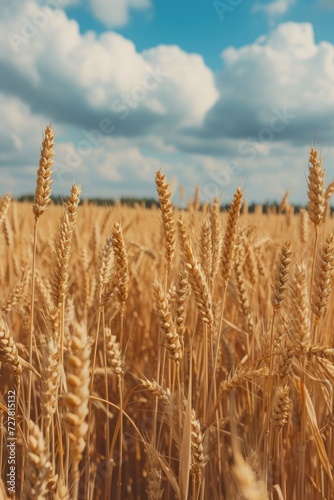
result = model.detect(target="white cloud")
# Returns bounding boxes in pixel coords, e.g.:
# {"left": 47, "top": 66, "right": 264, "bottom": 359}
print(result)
{"left": 0, "top": 2, "right": 218, "bottom": 135}
{"left": 143, "top": 45, "right": 219, "bottom": 126}
{"left": 195, "top": 22, "right": 334, "bottom": 149}
{"left": 2, "top": 4, "right": 334, "bottom": 204}
{"left": 88, "top": 0, "right": 151, "bottom": 28}
{"left": 252, "top": 0, "right": 295, "bottom": 24}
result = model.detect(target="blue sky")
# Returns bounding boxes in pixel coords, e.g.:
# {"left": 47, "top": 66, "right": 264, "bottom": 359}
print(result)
{"left": 1, "top": 0, "right": 334, "bottom": 204}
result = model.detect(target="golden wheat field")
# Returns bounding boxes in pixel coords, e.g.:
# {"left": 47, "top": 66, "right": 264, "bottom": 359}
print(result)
{"left": 1, "top": 125, "right": 334, "bottom": 500}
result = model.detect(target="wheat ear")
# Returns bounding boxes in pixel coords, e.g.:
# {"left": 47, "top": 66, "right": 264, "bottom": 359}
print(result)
{"left": 51, "top": 184, "right": 81, "bottom": 309}
{"left": 278, "top": 190, "right": 290, "bottom": 213}
{"left": 141, "top": 377, "right": 170, "bottom": 403}
{"left": 311, "top": 231, "right": 334, "bottom": 322}
{"left": 105, "top": 326, "right": 125, "bottom": 377}
{"left": 23, "top": 420, "right": 53, "bottom": 500}
{"left": 221, "top": 187, "right": 243, "bottom": 284}
{"left": 174, "top": 269, "right": 190, "bottom": 342}
{"left": 0, "top": 315, "right": 22, "bottom": 376}
{"left": 289, "top": 263, "right": 310, "bottom": 355}
{"left": 210, "top": 197, "right": 223, "bottom": 281}
{"left": 271, "top": 240, "right": 292, "bottom": 312}
{"left": 33, "top": 125, "right": 54, "bottom": 222}
{"left": 64, "top": 322, "right": 91, "bottom": 499}
{"left": 98, "top": 235, "right": 116, "bottom": 307}
{"left": 307, "top": 148, "right": 325, "bottom": 226}
{"left": 200, "top": 219, "right": 213, "bottom": 284}
{"left": 299, "top": 209, "right": 309, "bottom": 246}
{"left": 234, "top": 247, "right": 253, "bottom": 334}
{"left": 0, "top": 193, "right": 11, "bottom": 229}
{"left": 155, "top": 170, "right": 176, "bottom": 270}
{"left": 184, "top": 242, "right": 214, "bottom": 329}
{"left": 1, "top": 276, "right": 25, "bottom": 313}
{"left": 190, "top": 409, "right": 208, "bottom": 482}
{"left": 153, "top": 279, "right": 182, "bottom": 362}
{"left": 111, "top": 222, "right": 129, "bottom": 313}
{"left": 40, "top": 336, "right": 60, "bottom": 433}
{"left": 272, "top": 386, "right": 291, "bottom": 429}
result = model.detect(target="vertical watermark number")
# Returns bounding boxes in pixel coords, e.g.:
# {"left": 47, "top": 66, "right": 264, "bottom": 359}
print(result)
{"left": 6, "top": 390, "right": 16, "bottom": 495}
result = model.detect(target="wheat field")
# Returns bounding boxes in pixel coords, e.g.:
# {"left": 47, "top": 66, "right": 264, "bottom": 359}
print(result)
{"left": 1, "top": 125, "right": 334, "bottom": 499}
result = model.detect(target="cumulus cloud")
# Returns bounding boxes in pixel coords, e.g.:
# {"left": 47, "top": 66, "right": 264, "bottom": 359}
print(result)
{"left": 1, "top": 1, "right": 218, "bottom": 137}
{"left": 1, "top": 1, "right": 334, "bottom": 204}
{"left": 88, "top": 0, "right": 151, "bottom": 27}
{"left": 184, "top": 22, "right": 334, "bottom": 154}
{"left": 252, "top": 0, "right": 295, "bottom": 25}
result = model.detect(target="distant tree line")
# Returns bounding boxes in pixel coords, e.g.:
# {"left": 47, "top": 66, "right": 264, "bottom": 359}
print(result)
{"left": 15, "top": 195, "right": 333, "bottom": 214}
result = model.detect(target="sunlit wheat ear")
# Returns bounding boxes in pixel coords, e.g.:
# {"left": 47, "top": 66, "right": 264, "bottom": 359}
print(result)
{"left": 275, "top": 327, "right": 294, "bottom": 384}
{"left": 23, "top": 420, "right": 53, "bottom": 500}
{"left": 289, "top": 262, "right": 310, "bottom": 355}
{"left": 111, "top": 222, "right": 129, "bottom": 311}
{"left": 33, "top": 125, "right": 54, "bottom": 222}
{"left": 272, "top": 386, "right": 291, "bottom": 429}
{"left": 184, "top": 242, "right": 214, "bottom": 329}
{"left": 211, "top": 196, "right": 223, "bottom": 279}
{"left": 299, "top": 209, "right": 309, "bottom": 246}
{"left": 200, "top": 219, "right": 213, "bottom": 283}
{"left": 105, "top": 326, "right": 125, "bottom": 377}
{"left": 307, "top": 148, "right": 325, "bottom": 226}
{"left": 271, "top": 240, "right": 292, "bottom": 313}
{"left": 190, "top": 409, "right": 208, "bottom": 481}
{"left": 64, "top": 322, "right": 91, "bottom": 493}
{"left": 234, "top": 242, "right": 253, "bottom": 333}
{"left": 221, "top": 187, "right": 243, "bottom": 284}
{"left": 1, "top": 276, "right": 25, "bottom": 313}
{"left": 0, "top": 314, "right": 22, "bottom": 376}
{"left": 311, "top": 231, "right": 334, "bottom": 320}
{"left": 40, "top": 337, "right": 60, "bottom": 431}
{"left": 65, "top": 183, "right": 82, "bottom": 226}
{"left": 177, "top": 215, "right": 191, "bottom": 257}
{"left": 51, "top": 184, "right": 81, "bottom": 308}
{"left": 98, "top": 235, "right": 115, "bottom": 306}
{"left": 0, "top": 193, "right": 11, "bottom": 228}
{"left": 178, "top": 217, "right": 213, "bottom": 327}
{"left": 155, "top": 170, "right": 176, "bottom": 268}
{"left": 141, "top": 377, "right": 170, "bottom": 403}
{"left": 153, "top": 279, "right": 182, "bottom": 362}
{"left": 278, "top": 190, "right": 290, "bottom": 213}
